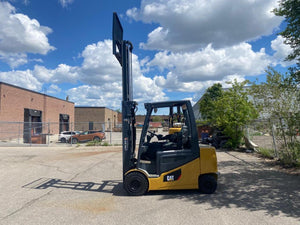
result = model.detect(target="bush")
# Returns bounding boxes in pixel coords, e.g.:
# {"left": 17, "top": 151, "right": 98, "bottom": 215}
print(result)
{"left": 278, "top": 141, "right": 300, "bottom": 167}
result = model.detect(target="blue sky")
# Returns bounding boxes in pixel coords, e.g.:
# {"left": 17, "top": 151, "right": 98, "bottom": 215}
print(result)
{"left": 0, "top": 0, "right": 295, "bottom": 112}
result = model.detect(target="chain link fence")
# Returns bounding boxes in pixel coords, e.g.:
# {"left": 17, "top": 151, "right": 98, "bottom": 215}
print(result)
{"left": 245, "top": 117, "right": 300, "bottom": 161}
{"left": 0, "top": 121, "right": 139, "bottom": 146}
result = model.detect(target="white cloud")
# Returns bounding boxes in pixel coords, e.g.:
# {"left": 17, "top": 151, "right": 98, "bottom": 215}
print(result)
{"left": 59, "top": 0, "right": 74, "bottom": 8}
{"left": 0, "top": 2, "right": 55, "bottom": 68}
{"left": 20, "top": 40, "right": 167, "bottom": 109}
{"left": 127, "top": 0, "right": 283, "bottom": 51}
{"left": 47, "top": 84, "right": 62, "bottom": 94}
{"left": 150, "top": 42, "right": 271, "bottom": 92}
{"left": 66, "top": 84, "right": 122, "bottom": 108}
{"left": 74, "top": 40, "right": 167, "bottom": 105}
{"left": 0, "top": 69, "right": 42, "bottom": 91}
{"left": 131, "top": 52, "right": 168, "bottom": 103}
{"left": 0, "top": 53, "right": 28, "bottom": 68}
{"left": 79, "top": 40, "right": 121, "bottom": 85}
{"left": 33, "top": 64, "right": 79, "bottom": 83}
{"left": 271, "top": 35, "right": 296, "bottom": 67}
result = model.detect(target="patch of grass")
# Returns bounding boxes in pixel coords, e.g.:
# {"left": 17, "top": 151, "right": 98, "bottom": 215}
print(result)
{"left": 86, "top": 140, "right": 111, "bottom": 146}
{"left": 250, "top": 131, "right": 263, "bottom": 136}
{"left": 86, "top": 140, "right": 102, "bottom": 146}
{"left": 102, "top": 142, "right": 110, "bottom": 146}
{"left": 258, "top": 147, "right": 274, "bottom": 159}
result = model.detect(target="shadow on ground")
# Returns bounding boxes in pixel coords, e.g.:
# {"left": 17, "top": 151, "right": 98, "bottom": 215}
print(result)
{"left": 23, "top": 178, "right": 126, "bottom": 196}
{"left": 23, "top": 152, "right": 300, "bottom": 219}
{"left": 155, "top": 158, "right": 300, "bottom": 219}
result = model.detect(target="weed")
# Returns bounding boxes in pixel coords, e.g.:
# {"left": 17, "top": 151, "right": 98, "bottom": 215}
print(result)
{"left": 258, "top": 147, "right": 274, "bottom": 159}
{"left": 86, "top": 140, "right": 111, "bottom": 146}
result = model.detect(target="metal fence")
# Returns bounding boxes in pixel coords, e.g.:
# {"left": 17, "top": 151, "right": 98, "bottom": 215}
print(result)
{"left": 0, "top": 121, "right": 132, "bottom": 146}
{"left": 1, "top": 118, "right": 298, "bottom": 150}
{"left": 245, "top": 117, "right": 300, "bottom": 157}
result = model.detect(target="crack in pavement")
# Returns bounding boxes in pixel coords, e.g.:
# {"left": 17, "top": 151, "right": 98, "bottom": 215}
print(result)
{"left": 1, "top": 190, "right": 53, "bottom": 221}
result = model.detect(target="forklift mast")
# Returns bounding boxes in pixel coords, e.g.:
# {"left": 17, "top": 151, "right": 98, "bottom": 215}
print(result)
{"left": 112, "top": 13, "right": 136, "bottom": 179}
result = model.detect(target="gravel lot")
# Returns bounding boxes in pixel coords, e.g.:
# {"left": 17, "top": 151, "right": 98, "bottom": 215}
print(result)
{"left": 0, "top": 146, "right": 299, "bottom": 225}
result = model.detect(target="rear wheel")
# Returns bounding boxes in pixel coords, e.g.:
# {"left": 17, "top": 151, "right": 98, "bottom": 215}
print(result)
{"left": 93, "top": 136, "right": 101, "bottom": 142}
{"left": 199, "top": 174, "right": 217, "bottom": 194}
{"left": 60, "top": 138, "right": 66, "bottom": 143}
{"left": 124, "top": 172, "right": 148, "bottom": 196}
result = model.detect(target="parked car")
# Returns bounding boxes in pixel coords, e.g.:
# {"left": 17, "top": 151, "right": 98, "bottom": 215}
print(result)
{"left": 69, "top": 130, "right": 106, "bottom": 144}
{"left": 58, "top": 131, "right": 81, "bottom": 143}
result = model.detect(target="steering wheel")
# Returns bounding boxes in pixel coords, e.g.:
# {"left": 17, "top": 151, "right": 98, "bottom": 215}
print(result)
{"left": 147, "top": 130, "right": 157, "bottom": 137}
{"left": 147, "top": 130, "right": 163, "bottom": 141}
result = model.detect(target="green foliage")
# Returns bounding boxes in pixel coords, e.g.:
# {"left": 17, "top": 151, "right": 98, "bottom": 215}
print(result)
{"left": 278, "top": 141, "right": 300, "bottom": 167}
{"left": 102, "top": 142, "right": 110, "bottom": 146}
{"left": 273, "top": 0, "right": 300, "bottom": 84}
{"left": 273, "top": 0, "right": 300, "bottom": 65}
{"left": 258, "top": 148, "right": 274, "bottom": 159}
{"left": 86, "top": 140, "right": 101, "bottom": 146}
{"left": 86, "top": 140, "right": 111, "bottom": 146}
{"left": 152, "top": 116, "right": 162, "bottom": 122}
{"left": 213, "top": 80, "right": 258, "bottom": 148}
{"left": 199, "top": 80, "right": 258, "bottom": 148}
{"left": 199, "top": 83, "right": 223, "bottom": 123}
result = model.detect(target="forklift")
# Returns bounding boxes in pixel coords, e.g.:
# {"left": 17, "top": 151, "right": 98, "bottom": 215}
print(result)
{"left": 113, "top": 13, "right": 218, "bottom": 196}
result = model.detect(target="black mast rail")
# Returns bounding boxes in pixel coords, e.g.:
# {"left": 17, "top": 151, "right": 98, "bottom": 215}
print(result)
{"left": 112, "top": 12, "right": 136, "bottom": 181}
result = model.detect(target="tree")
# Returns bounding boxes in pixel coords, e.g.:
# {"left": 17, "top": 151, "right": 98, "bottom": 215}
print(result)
{"left": 250, "top": 67, "right": 300, "bottom": 165}
{"left": 199, "top": 81, "right": 258, "bottom": 148}
{"left": 199, "top": 83, "right": 223, "bottom": 123}
{"left": 213, "top": 80, "right": 258, "bottom": 148}
{"left": 273, "top": 0, "right": 300, "bottom": 83}
{"left": 152, "top": 115, "right": 162, "bottom": 122}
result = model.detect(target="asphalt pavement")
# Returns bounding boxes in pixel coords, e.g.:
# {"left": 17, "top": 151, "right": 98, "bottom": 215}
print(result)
{"left": 0, "top": 146, "right": 299, "bottom": 225}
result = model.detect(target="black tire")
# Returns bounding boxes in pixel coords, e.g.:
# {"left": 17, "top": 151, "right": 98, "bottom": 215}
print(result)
{"left": 93, "top": 136, "right": 101, "bottom": 142}
{"left": 61, "top": 138, "right": 66, "bottom": 143}
{"left": 199, "top": 174, "right": 217, "bottom": 194}
{"left": 124, "top": 172, "right": 149, "bottom": 196}
{"left": 71, "top": 138, "right": 78, "bottom": 144}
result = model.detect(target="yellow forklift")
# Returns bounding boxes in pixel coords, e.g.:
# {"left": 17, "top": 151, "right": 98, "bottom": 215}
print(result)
{"left": 113, "top": 13, "right": 218, "bottom": 196}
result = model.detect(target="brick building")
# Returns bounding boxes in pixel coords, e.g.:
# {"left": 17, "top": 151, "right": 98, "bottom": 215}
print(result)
{"left": 75, "top": 107, "right": 118, "bottom": 131}
{"left": 0, "top": 82, "right": 74, "bottom": 142}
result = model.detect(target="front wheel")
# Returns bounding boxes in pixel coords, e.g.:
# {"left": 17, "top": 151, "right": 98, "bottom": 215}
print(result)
{"left": 71, "top": 138, "right": 78, "bottom": 144}
{"left": 198, "top": 174, "right": 217, "bottom": 194}
{"left": 124, "top": 172, "right": 149, "bottom": 196}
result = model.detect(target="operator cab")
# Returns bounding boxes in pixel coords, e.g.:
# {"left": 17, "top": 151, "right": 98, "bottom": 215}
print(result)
{"left": 137, "top": 101, "right": 199, "bottom": 175}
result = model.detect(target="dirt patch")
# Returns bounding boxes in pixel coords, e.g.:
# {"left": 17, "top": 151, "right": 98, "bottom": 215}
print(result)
{"left": 63, "top": 196, "right": 115, "bottom": 214}
{"left": 44, "top": 196, "right": 115, "bottom": 214}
